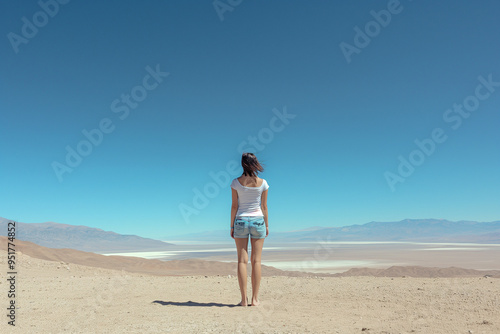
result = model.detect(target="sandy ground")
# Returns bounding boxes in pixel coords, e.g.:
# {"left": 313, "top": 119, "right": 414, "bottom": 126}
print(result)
{"left": 1, "top": 251, "right": 499, "bottom": 334}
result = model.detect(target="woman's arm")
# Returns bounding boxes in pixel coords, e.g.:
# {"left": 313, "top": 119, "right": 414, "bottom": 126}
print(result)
{"left": 261, "top": 189, "right": 268, "bottom": 234}
{"left": 230, "top": 188, "right": 238, "bottom": 230}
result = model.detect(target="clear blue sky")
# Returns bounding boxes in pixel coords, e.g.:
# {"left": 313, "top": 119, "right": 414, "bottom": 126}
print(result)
{"left": 1, "top": 0, "right": 499, "bottom": 239}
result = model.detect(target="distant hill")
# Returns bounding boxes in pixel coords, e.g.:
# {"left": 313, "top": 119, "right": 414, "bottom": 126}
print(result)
{"left": 294, "top": 219, "right": 500, "bottom": 243}
{"left": 334, "top": 265, "right": 500, "bottom": 278}
{"left": 0, "top": 217, "right": 174, "bottom": 252}
{"left": 165, "top": 219, "right": 500, "bottom": 243}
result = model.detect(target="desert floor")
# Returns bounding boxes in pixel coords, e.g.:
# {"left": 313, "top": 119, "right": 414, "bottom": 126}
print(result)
{"left": 1, "top": 251, "right": 499, "bottom": 334}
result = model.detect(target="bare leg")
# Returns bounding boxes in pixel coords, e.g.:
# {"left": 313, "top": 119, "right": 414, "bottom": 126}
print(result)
{"left": 250, "top": 237, "right": 265, "bottom": 306}
{"left": 235, "top": 237, "right": 249, "bottom": 306}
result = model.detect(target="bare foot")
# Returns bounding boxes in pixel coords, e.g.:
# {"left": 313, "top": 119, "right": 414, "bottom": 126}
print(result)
{"left": 239, "top": 297, "right": 248, "bottom": 307}
{"left": 251, "top": 298, "right": 260, "bottom": 306}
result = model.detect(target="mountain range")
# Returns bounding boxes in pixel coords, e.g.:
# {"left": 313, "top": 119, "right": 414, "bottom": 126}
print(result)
{"left": 0, "top": 217, "right": 173, "bottom": 252}
{"left": 1, "top": 217, "right": 499, "bottom": 254}
{"left": 167, "top": 219, "right": 500, "bottom": 243}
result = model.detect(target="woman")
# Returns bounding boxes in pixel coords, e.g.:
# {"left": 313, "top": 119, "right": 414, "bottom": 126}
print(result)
{"left": 230, "top": 152, "right": 269, "bottom": 307}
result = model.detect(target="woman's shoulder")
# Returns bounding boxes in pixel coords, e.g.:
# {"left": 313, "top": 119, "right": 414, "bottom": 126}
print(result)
{"left": 256, "top": 177, "right": 267, "bottom": 187}
{"left": 230, "top": 178, "right": 239, "bottom": 188}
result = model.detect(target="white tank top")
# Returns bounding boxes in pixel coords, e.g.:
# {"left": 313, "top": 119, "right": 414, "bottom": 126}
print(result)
{"left": 230, "top": 178, "right": 269, "bottom": 217}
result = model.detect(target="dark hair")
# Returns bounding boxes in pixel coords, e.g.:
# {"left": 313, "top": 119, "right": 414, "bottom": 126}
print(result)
{"left": 241, "top": 152, "right": 264, "bottom": 177}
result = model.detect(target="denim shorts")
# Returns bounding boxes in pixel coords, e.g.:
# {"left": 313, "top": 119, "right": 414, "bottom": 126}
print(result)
{"left": 234, "top": 216, "right": 266, "bottom": 239}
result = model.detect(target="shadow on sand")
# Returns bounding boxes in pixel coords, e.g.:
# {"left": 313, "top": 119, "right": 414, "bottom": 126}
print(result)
{"left": 152, "top": 300, "right": 243, "bottom": 307}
